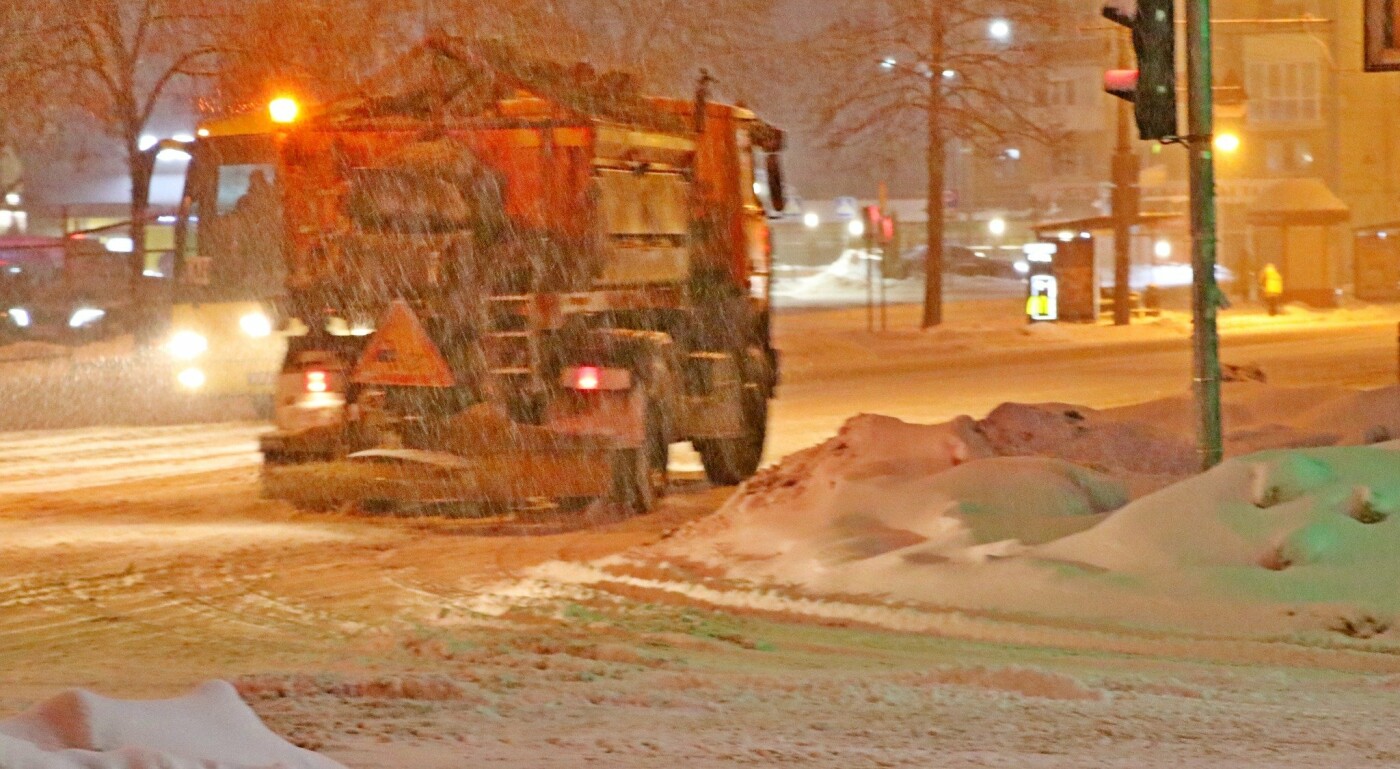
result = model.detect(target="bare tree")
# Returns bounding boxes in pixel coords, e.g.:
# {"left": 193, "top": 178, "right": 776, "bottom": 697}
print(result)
{"left": 211, "top": 0, "right": 586, "bottom": 115}
{"left": 15, "top": 0, "right": 233, "bottom": 292}
{"left": 0, "top": 3, "right": 63, "bottom": 204}
{"left": 802, "top": 0, "right": 1061, "bottom": 327}
{"left": 211, "top": 0, "right": 415, "bottom": 111}
{"left": 557, "top": 0, "right": 778, "bottom": 97}
{"left": 214, "top": 0, "right": 779, "bottom": 122}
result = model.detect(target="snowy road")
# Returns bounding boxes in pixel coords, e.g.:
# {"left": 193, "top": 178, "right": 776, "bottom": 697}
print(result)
{"left": 0, "top": 423, "right": 265, "bottom": 495}
{"left": 2, "top": 305, "right": 1400, "bottom": 768}
{"left": 0, "top": 306, "right": 1395, "bottom": 495}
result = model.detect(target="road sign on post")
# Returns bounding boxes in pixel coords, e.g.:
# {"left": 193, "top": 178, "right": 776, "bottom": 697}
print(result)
{"left": 1103, "top": 0, "right": 1178, "bottom": 140}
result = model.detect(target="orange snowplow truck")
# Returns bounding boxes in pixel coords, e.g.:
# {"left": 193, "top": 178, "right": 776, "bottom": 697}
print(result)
{"left": 259, "top": 38, "right": 785, "bottom": 514}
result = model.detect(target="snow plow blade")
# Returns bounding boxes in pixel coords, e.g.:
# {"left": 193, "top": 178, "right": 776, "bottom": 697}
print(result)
{"left": 261, "top": 443, "right": 615, "bottom": 514}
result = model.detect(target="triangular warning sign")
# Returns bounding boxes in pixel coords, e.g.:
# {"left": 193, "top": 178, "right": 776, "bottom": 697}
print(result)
{"left": 354, "top": 301, "right": 456, "bottom": 387}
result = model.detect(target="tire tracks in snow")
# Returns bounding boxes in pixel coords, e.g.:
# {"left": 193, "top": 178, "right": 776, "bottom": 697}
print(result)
{"left": 515, "top": 560, "right": 1400, "bottom": 676}
{"left": 0, "top": 564, "right": 353, "bottom": 667}
{"left": 0, "top": 423, "right": 266, "bottom": 494}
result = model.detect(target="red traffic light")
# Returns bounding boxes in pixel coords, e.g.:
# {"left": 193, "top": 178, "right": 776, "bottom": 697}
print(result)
{"left": 864, "top": 205, "right": 895, "bottom": 244}
{"left": 1104, "top": 69, "right": 1139, "bottom": 101}
{"left": 1101, "top": 0, "right": 1176, "bottom": 140}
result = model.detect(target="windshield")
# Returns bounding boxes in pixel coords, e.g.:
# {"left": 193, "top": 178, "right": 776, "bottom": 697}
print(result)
{"left": 173, "top": 134, "right": 284, "bottom": 301}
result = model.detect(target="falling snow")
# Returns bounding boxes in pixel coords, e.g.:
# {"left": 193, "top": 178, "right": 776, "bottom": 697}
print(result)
{"left": 3, "top": 4, "right": 1400, "bottom": 765}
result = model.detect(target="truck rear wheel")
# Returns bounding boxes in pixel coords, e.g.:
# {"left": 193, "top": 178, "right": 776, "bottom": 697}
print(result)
{"left": 695, "top": 385, "right": 767, "bottom": 486}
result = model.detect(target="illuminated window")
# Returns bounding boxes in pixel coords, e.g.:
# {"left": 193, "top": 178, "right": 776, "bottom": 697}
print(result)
{"left": 1246, "top": 60, "right": 1321, "bottom": 124}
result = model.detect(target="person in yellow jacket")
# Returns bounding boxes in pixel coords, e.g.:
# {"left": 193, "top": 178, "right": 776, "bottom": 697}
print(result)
{"left": 1026, "top": 292, "right": 1049, "bottom": 320}
{"left": 1260, "top": 262, "right": 1283, "bottom": 316}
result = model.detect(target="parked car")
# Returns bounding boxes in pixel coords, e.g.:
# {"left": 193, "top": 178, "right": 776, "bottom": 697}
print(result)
{"left": 2, "top": 237, "right": 160, "bottom": 344}
{"left": 898, "top": 244, "right": 1025, "bottom": 280}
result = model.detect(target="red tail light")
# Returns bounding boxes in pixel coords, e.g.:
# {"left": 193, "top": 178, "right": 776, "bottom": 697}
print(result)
{"left": 574, "top": 366, "right": 601, "bottom": 391}
{"left": 304, "top": 370, "right": 328, "bottom": 393}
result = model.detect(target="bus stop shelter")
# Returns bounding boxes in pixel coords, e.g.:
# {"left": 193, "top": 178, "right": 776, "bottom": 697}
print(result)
{"left": 1246, "top": 178, "right": 1349, "bottom": 307}
{"left": 1030, "top": 213, "right": 1179, "bottom": 322}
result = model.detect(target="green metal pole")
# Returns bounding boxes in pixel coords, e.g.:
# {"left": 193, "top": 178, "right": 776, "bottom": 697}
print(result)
{"left": 1112, "top": 31, "right": 1137, "bottom": 327}
{"left": 1186, "top": 0, "right": 1223, "bottom": 469}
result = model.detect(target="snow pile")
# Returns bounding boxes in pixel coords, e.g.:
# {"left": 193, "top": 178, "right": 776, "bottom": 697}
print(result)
{"left": 632, "top": 387, "right": 1400, "bottom": 634}
{"left": 1029, "top": 443, "right": 1400, "bottom": 631}
{"left": 1043, "top": 444, "right": 1400, "bottom": 576}
{"left": 772, "top": 249, "right": 885, "bottom": 299}
{"left": 771, "top": 251, "right": 1023, "bottom": 307}
{"left": 1110, "top": 384, "right": 1400, "bottom": 454}
{"left": 978, "top": 402, "right": 1198, "bottom": 479}
{"left": 0, "top": 680, "right": 345, "bottom": 769}
{"left": 662, "top": 414, "right": 1127, "bottom": 581}
{"left": 975, "top": 386, "right": 1399, "bottom": 488}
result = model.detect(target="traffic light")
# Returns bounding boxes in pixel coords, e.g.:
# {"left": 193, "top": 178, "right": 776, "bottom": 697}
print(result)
{"left": 1103, "top": 0, "right": 1177, "bottom": 141}
{"left": 865, "top": 206, "right": 894, "bottom": 243}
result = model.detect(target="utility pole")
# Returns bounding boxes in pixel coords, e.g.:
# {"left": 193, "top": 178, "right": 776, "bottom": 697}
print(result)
{"left": 923, "top": 6, "right": 948, "bottom": 329}
{"left": 1186, "top": 0, "right": 1223, "bottom": 469}
{"left": 1111, "top": 32, "right": 1138, "bottom": 327}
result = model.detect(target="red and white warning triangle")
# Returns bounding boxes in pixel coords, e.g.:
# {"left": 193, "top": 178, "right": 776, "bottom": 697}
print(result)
{"left": 354, "top": 300, "right": 456, "bottom": 387}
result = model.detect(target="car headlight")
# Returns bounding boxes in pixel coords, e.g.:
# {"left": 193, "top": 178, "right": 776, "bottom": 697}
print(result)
{"left": 176, "top": 367, "right": 206, "bottom": 390}
{"left": 7, "top": 308, "right": 30, "bottom": 328}
{"left": 68, "top": 307, "right": 106, "bottom": 328}
{"left": 167, "top": 330, "right": 209, "bottom": 360}
{"left": 239, "top": 311, "right": 273, "bottom": 338}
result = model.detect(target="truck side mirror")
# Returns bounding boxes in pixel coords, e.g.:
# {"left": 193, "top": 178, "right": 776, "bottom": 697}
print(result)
{"left": 765, "top": 153, "right": 786, "bottom": 215}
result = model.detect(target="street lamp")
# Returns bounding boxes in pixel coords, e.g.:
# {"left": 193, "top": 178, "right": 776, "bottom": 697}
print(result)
{"left": 1213, "top": 132, "right": 1240, "bottom": 154}
{"left": 848, "top": 219, "right": 865, "bottom": 238}
{"left": 803, "top": 212, "right": 821, "bottom": 229}
{"left": 988, "top": 19, "right": 1012, "bottom": 42}
{"left": 988, "top": 217, "right": 1007, "bottom": 237}
{"left": 269, "top": 96, "right": 300, "bottom": 125}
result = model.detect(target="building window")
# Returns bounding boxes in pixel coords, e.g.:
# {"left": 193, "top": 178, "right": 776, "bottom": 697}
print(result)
{"left": 1246, "top": 61, "right": 1321, "bottom": 124}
